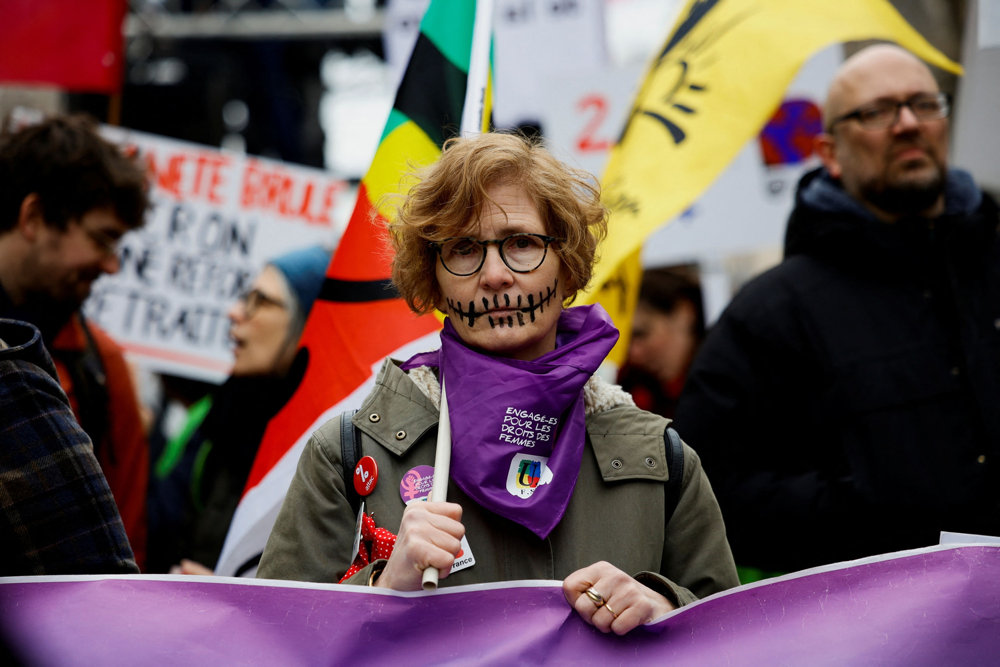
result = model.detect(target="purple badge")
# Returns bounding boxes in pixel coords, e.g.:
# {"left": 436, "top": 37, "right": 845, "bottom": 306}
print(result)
{"left": 400, "top": 465, "right": 435, "bottom": 504}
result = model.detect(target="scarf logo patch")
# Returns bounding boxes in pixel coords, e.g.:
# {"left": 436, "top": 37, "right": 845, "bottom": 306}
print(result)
{"left": 506, "top": 453, "right": 553, "bottom": 498}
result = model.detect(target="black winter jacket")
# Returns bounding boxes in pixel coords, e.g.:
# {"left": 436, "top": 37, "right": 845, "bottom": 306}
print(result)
{"left": 675, "top": 168, "right": 1000, "bottom": 573}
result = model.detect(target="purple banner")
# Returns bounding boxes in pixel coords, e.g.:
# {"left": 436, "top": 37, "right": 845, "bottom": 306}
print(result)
{"left": 2, "top": 545, "right": 998, "bottom": 665}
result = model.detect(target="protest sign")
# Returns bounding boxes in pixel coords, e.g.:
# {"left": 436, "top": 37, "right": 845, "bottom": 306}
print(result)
{"left": 2, "top": 544, "right": 998, "bottom": 665}
{"left": 85, "top": 128, "right": 348, "bottom": 383}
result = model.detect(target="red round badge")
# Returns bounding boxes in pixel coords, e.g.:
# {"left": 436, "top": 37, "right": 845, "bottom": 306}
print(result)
{"left": 354, "top": 456, "right": 378, "bottom": 496}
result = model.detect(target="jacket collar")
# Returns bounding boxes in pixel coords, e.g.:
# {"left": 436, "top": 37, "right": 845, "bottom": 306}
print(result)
{"left": 0, "top": 318, "right": 60, "bottom": 380}
{"left": 784, "top": 167, "right": 997, "bottom": 271}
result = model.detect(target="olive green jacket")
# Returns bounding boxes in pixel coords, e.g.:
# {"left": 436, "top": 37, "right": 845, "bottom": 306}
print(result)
{"left": 257, "top": 360, "right": 738, "bottom": 606}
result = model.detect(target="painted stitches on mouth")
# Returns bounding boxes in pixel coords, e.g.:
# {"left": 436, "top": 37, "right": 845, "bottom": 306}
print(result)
{"left": 446, "top": 279, "right": 559, "bottom": 329}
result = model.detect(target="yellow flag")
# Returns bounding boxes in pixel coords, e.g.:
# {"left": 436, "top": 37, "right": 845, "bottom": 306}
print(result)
{"left": 587, "top": 247, "right": 643, "bottom": 364}
{"left": 582, "top": 0, "right": 962, "bottom": 361}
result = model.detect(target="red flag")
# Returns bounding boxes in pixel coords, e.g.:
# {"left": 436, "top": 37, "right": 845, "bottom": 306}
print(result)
{"left": 0, "top": 0, "right": 126, "bottom": 93}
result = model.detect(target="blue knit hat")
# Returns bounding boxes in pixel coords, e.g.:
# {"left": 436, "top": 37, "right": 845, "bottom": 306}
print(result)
{"left": 267, "top": 245, "right": 331, "bottom": 317}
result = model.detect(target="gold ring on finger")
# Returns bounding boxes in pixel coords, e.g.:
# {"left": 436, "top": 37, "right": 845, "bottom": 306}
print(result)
{"left": 604, "top": 603, "right": 619, "bottom": 619}
{"left": 584, "top": 587, "right": 605, "bottom": 608}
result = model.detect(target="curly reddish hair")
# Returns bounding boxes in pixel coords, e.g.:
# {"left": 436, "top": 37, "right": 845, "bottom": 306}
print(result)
{"left": 389, "top": 132, "right": 607, "bottom": 314}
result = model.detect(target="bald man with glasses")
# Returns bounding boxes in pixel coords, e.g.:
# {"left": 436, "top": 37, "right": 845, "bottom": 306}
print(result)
{"left": 675, "top": 44, "right": 1000, "bottom": 579}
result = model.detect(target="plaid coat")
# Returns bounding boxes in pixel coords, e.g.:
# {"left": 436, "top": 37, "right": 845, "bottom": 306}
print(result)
{"left": 0, "top": 318, "right": 137, "bottom": 575}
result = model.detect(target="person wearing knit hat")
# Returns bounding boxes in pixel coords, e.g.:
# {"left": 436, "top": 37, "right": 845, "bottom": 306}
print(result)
{"left": 147, "top": 244, "right": 332, "bottom": 575}
{"left": 267, "top": 245, "right": 330, "bottom": 313}
{"left": 228, "top": 244, "right": 331, "bottom": 377}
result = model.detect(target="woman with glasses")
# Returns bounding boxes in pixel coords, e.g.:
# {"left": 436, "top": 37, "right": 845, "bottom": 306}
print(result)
{"left": 258, "top": 133, "right": 737, "bottom": 634}
{"left": 147, "top": 245, "right": 331, "bottom": 575}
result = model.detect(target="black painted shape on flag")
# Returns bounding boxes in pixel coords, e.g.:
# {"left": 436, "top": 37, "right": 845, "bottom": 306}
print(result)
{"left": 394, "top": 32, "right": 468, "bottom": 148}
{"left": 660, "top": 0, "right": 721, "bottom": 58}
{"left": 321, "top": 278, "right": 400, "bottom": 303}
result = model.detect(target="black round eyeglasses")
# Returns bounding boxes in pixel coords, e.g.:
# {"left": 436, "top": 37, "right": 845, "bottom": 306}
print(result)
{"left": 429, "top": 233, "right": 563, "bottom": 276}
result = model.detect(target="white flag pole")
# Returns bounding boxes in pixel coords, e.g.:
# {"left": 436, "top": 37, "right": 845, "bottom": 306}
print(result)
{"left": 460, "top": 0, "right": 494, "bottom": 137}
{"left": 421, "top": 376, "right": 452, "bottom": 589}
{"left": 421, "top": 0, "right": 493, "bottom": 591}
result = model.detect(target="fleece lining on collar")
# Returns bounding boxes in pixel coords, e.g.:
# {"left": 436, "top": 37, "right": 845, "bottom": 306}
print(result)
{"left": 406, "top": 365, "right": 635, "bottom": 416}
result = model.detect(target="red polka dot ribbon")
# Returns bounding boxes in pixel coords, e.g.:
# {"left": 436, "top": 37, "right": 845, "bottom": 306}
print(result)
{"left": 339, "top": 512, "right": 398, "bottom": 583}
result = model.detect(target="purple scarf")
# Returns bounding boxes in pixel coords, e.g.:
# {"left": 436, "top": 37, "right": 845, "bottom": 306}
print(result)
{"left": 402, "top": 304, "right": 618, "bottom": 538}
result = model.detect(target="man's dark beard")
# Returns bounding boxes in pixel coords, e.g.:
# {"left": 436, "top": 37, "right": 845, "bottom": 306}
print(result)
{"left": 862, "top": 169, "right": 945, "bottom": 217}
{"left": 17, "top": 292, "right": 84, "bottom": 345}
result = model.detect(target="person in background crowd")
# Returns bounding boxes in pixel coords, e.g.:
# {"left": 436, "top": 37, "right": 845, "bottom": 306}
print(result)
{"left": 146, "top": 373, "right": 216, "bottom": 471}
{"left": 0, "top": 113, "right": 150, "bottom": 569}
{"left": 1, "top": 318, "right": 137, "bottom": 575}
{"left": 617, "top": 266, "right": 705, "bottom": 419}
{"left": 258, "top": 133, "right": 738, "bottom": 635}
{"left": 674, "top": 44, "right": 1000, "bottom": 580}
{"left": 148, "top": 245, "right": 331, "bottom": 575}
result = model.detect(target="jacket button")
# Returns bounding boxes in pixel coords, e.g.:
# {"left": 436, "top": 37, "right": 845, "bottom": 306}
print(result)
{"left": 611, "top": 458, "right": 623, "bottom": 470}
{"left": 644, "top": 457, "right": 657, "bottom": 468}
{"left": 368, "top": 413, "right": 381, "bottom": 423}
{"left": 950, "top": 367, "right": 960, "bottom": 377}
{"left": 395, "top": 430, "right": 407, "bottom": 440}
{"left": 978, "top": 454, "right": 987, "bottom": 464}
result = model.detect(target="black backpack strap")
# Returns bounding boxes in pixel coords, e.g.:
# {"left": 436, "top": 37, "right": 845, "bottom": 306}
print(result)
{"left": 340, "top": 409, "right": 362, "bottom": 515}
{"left": 664, "top": 426, "right": 685, "bottom": 525}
